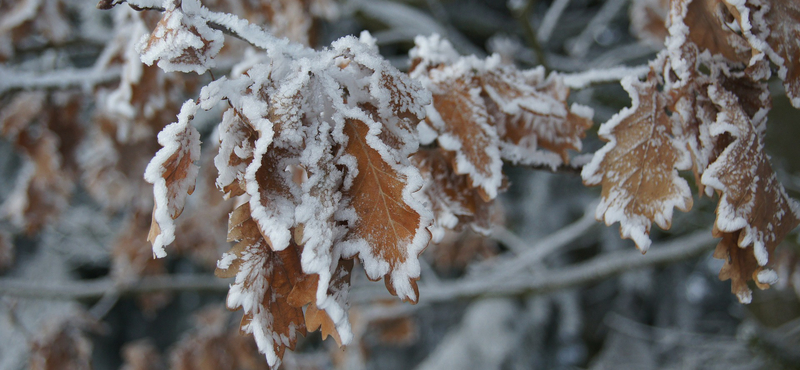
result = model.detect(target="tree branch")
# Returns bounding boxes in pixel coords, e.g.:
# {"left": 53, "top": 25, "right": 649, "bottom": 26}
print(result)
{"left": 352, "top": 230, "right": 717, "bottom": 303}
{"left": 0, "top": 67, "right": 122, "bottom": 96}
{"left": 0, "top": 231, "right": 716, "bottom": 304}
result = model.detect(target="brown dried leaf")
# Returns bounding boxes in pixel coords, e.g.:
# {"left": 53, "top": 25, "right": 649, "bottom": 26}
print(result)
{"left": 139, "top": 3, "right": 223, "bottom": 74}
{"left": 671, "top": 0, "right": 752, "bottom": 63}
{"left": 0, "top": 91, "right": 83, "bottom": 233}
{"left": 482, "top": 68, "right": 593, "bottom": 164}
{"left": 630, "top": 0, "right": 670, "bottom": 45}
{"left": 216, "top": 203, "right": 307, "bottom": 364}
{"left": 413, "top": 148, "right": 496, "bottom": 240}
{"left": 701, "top": 84, "right": 800, "bottom": 302}
{"left": 431, "top": 228, "right": 499, "bottom": 272}
{"left": 144, "top": 101, "right": 202, "bottom": 258}
{"left": 342, "top": 118, "right": 425, "bottom": 302}
{"left": 29, "top": 321, "right": 93, "bottom": 370}
{"left": 370, "top": 316, "right": 418, "bottom": 346}
{"left": 169, "top": 307, "right": 268, "bottom": 370}
{"left": 582, "top": 72, "right": 693, "bottom": 252}
{"left": 428, "top": 79, "right": 503, "bottom": 201}
{"left": 736, "top": 0, "right": 800, "bottom": 107}
{"left": 120, "top": 340, "right": 164, "bottom": 370}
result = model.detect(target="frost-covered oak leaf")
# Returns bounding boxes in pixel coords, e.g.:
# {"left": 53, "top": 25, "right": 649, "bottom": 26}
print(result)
{"left": 426, "top": 80, "right": 502, "bottom": 201}
{"left": 668, "top": 0, "right": 752, "bottom": 65}
{"left": 701, "top": 84, "right": 800, "bottom": 302}
{"left": 144, "top": 100, "right": 201, "bottom": 258}
{"left": 173, "top": 31, "right": 430, "bottom": 363}
{"left": 214, "top": 109, "right": 256, "bottom": 198}
{"left": 412, "top": 148, "right": 495, "bottom": 242}
{"left": 582, "top": 72, "right": 693, "bottom": 252}
{"left": 287, "top": 259, "right": 354, "bottom": 346}
{"left": 215, "top": 203, "right": 307, "bottom": 367}
{"left": 410, "top": 35, "right": 593, "bottom": 200}
{"left": 138, "top": 0, "right": 223, "bottom": 74}
{"left": 481, "top": 68, "right": 594, "bottom": 165}
{"left": 341, "top": 118, "right": 427, "bottom": 302}
{"left": 733, "top": 0, "right": 800, "bottom": 108}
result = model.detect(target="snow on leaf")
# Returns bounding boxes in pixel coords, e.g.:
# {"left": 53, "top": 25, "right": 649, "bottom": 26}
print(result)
{"left": 138, "top": 0, "right": 223, "bottom": 74}
{"left": 214, "top": 108, "right": 255, "bottom": 198}
{"left": 340, "top": 118, "right": 429, "bottom": 303}
{"left": 412, "top": 148, "right": 495, "bottom": 242}
{"left": 410, "top": 35, "right": 593, "bottom": 200}
{"left": 172, "top": 32, "right": 430, "bottom": 364}
{"left": 733, "top": 0, "right": 800, "bottom": 107}
{"left": 482, "top": 68, "right": 594, "bottom": 165}
{"left": 629, "top": 0, "right": 670, "bottom": 45}
{"left": 215, "top": 203, "right": 307, "bottom": 368}
{"left": 426, "top": 79, "right": 503, "bottom": 201}
{"left": 582, "top": 72, "right": 693, "bottom": 252}
{"left": 673, "top": 0, "right": 752, "bottom": 62}
{"left": 144, "top": 100, "right": 201, "bottom": 258}
{"left": 287, "top": 259, "right": 354, "bottom": 346}
{"left": 701, "top": 83, "right": 800, "bottom": 301}
{"left": 666, "top": 0, "right": 752, "bottom": 81}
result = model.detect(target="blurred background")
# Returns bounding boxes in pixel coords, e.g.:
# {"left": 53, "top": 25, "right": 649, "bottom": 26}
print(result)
{"left": 0, "top": 0, "right": 799, "bottom": 369}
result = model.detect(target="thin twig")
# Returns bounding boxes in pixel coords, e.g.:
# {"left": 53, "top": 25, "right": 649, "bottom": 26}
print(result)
{"left": 353, "top": 229, "right": 716, "bottom": 303}
{"left": 537, "top": 0, "right": 571, "bottom": 43}
{"left": 100, "top": 0, "right": 311, "bottom": 59}
{"left": 0, "top": 231, "right": 716, "bottom": 303}
{"left": 489, "top": 201, "right": 598, "bottom": 279}
{"left": 0, "top": 274, "right": 229, "bottom": 300}
{"left": 560, "top": 65, "right": 649, "bottom": 89}
{"left": 0, "top": 67, "right": 122, "bottom": 96}
{"left": 566, "top": 0, "right": 628, "bottom": 58}
{"left": 512, "top": 0, "right": 550, "bottom": 71}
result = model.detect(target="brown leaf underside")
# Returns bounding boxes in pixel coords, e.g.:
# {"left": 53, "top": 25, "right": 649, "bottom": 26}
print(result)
{"left": 215, "top": 203, "right": 306, "bottom": 359}
{"left": 342, "top": 118, "right": 422, "bottom": 301}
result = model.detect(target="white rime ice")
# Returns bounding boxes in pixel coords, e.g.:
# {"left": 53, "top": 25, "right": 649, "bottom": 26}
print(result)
{"left": 144, "top": 100, "right": 202, "bottom": 258}
{"left": 137, "top": 0, "right": 224, "bottom": 74}
{"left": 139, "top": 1, "right": 432, "bottom": 364}
{"left": 582, "top": 74, "right": 692, "bottom": 252}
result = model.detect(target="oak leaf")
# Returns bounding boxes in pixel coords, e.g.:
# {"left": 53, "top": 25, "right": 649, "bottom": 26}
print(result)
{"left": 175, "top": 33, "right": 431, "bottom": 366}
{"left": 168, "top": 307, "right": 269, "bottom": 370}
{"left": 412, "top": 148, "right": 496, "bottom": 241}
{"left": 410, "top": 35, "right": 593, "bottom": 202}
{"left": 701, "top": 84, "right": 800, "bottom": 302}
{"left": 215, "top": 203, "right": 307, "bottom": 366}
{"left": 668, "top": 0, "right": 752, "bottom": 65}
{"left": 144, "top": 100, "right": 201, "bottom": 258}
{"left": 29, "top": 318, "right": 95, "bottom": 370}
{"left": 340, "top": 118, "right": 427, "bottom": 302}
{"left": 629, "top": 0, "right": 670, "bottom": 45}
{"left": 731, "top": 0, "right": 800, "bottom": 107}
{"left": 582, "top": 72, "right": 693, "bottom": 252}
{"left": 138, "top": 0, "right": 224, "bottom": 74}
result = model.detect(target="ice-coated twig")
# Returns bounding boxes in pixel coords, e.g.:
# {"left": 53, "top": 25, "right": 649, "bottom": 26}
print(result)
{"left": 537, "top": 0, "right": 571, "bottom": 43}
{"left": 0, "top": 231, "right": 715, "bottom": 302}
{"left": 352, "top": 229, "right": 716, "bottom": 303}
{"left": 490, "top": 201, "right": 599, "bottom": 280}
{"left": 566, "top": 0, "right": 627, "bottom": 58}
{"left": 101, "top": 0, "right": 313, "bottom": 61}
{"left": 511, "top": 0, "right": 549, "bottom": 71}
{"left": 561, "top": 65, "right": 649, "bottom": 89}
{"left": 0, "top": 66, "right": 122, "bottom": 95}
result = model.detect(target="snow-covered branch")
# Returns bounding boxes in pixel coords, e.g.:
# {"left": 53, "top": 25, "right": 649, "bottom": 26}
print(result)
{"left": 0, "top": 230, "right": 715, "bottom": 302}
{"left": 0, "top": 67, "right": 122, "bottom": 95}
